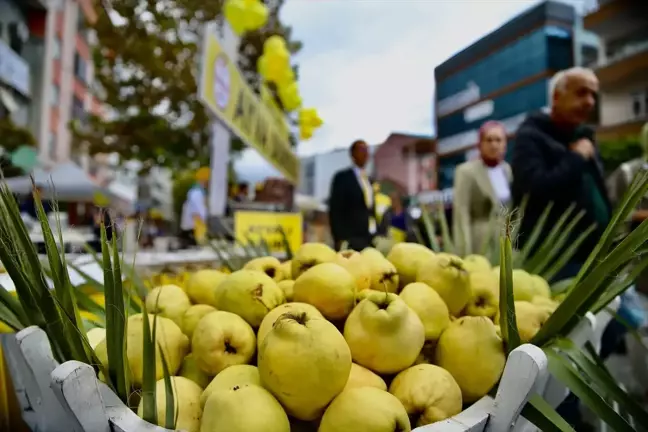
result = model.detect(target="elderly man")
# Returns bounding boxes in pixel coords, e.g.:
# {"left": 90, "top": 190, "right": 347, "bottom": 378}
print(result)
{"left": 512, "top": 67, "right": 608, "bottom": 431}
{"left": 512, "top": 67, "right": 610, "bottom": 280}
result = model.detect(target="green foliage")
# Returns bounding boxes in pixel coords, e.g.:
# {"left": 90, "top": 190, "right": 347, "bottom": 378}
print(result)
{"left": 74, "top": 0, "right": 301, "bottom": 170}
{"left": 598, "top": 137, "right": 642, "bottom": 174}
{"left": 0, "top": 118, "right": 37, "bottom": 178}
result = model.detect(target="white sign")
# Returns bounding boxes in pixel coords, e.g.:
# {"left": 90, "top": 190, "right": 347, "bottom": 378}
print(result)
{"left": 464, "top": 100, "right": 494, "bottom": 123}
{"left": 0, "top": 40, "right": 30, "bottom": 96}
{"left": 437, "top": 81, "right": 480, "bottom": 117}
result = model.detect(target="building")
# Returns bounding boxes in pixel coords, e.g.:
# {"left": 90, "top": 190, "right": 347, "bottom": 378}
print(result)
{"left": 373, "top": 133, "right": 437, "bottom": 197}
{"left": 299, "top": 146, "right": 378, "bottom": 203}
{"left": 433, "top": 0, "right": 599, "bottom": 190}
{"left": 0, "top": 0, "right": 46, "bottom": 129}
{"left": 584, "top": 0, "right": 648, "bottom": 141}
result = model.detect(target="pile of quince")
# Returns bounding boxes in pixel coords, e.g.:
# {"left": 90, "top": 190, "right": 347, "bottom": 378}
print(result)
{"left": 89, "top": 242, "right": 561, "bottom": 432}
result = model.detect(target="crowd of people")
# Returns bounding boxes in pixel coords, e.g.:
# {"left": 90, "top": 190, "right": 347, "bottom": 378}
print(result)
{"left": 327, "top": 66, "right": 648, "bottom": 430}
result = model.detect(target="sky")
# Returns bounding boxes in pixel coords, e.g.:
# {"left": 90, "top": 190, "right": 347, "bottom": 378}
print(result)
{"left": 234, "top": 0, "right": 588, "bottom": 184}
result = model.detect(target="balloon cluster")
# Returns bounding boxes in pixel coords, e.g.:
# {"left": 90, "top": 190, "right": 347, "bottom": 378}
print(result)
{"left": 258, "top": 36, "right": 302, "bottom": 111}
{"left": 298, "top": 108, "right": 323, "bottom": 141}
{"left": 224, "top": 0, "right": 269, "bottom": 35}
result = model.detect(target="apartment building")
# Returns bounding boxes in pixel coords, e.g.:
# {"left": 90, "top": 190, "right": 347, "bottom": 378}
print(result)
{"left": 0, "top": 0, "right": 45, "bottom": 129}
{"left": 584, "top": 0, "right": 648, "bottom": 141}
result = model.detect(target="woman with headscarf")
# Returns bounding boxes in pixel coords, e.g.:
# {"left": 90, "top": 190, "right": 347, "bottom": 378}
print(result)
{"left": 179, "top": 167, "right": 210, "bottom": 248}
{"left": 452, "top": 121, "right": 512, "bottom": 256}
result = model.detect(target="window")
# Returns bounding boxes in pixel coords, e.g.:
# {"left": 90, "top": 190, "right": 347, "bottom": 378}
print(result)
{"left": 52, "top": 38, "right": 61, "bottom": 59}
{"left": 631, "top": 91, "right": 648, "bottom": 119}
{"left": 48, "top": 133, "right": 57, "bottom": 161}
{"left": 72, "top": 96, "right": 86, "bottom": 123}
{"left": 51, "top": 85, "right": 59, "bottom": 106}
{"left": 74, "top": 52, "right": 86, "bottom": 83}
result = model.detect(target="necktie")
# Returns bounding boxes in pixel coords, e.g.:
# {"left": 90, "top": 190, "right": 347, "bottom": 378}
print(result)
{"left": 359, "top": 171, "right": 376, "bottom": 234}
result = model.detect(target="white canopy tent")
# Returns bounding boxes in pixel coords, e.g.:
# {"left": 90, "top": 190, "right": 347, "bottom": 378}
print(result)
{"left": 2, "top": 161, "right": 106, "bottom": 201}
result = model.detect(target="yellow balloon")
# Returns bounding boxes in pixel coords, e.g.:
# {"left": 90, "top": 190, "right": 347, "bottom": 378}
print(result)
{"left": 224, "top": 0, "right": 248, "bottom": 35}
{"left": 244, "top": 0, "right": 269, "bottom": 31}
{"left": 300, "top": 125, "right": 314, "bottom": 140}
{"left": 299, "top": 108, "right": 323, "bottom": 129}
{"left": 264, "top": 35, "right": 288, "bottom": 54}
{"left": 257, "top": 53, "right": 290, "bottom": 83}
{"left": 279, "top": 83, "right": 301, "bottom": 111}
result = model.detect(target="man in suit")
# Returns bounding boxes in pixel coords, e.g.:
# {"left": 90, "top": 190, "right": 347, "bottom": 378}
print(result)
{"left": 328, "top": 140, "right": 376, "bottom": 251}
{"left": 512, "top": 67, "right": 609, "bottom": 280}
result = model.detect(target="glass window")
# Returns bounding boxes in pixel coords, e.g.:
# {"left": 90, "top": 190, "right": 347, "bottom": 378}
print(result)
{"left": 48, "top": 133, "right": 57, "bottom": 160}
{"left": 51, "top": 85, "right": 59, "bottom": 106}
{"left": 52, "top": 38, "right": 61, "bottom": 59}
{"left": 74, "top": 53, "right": 86, "bottom": 83}
{"left": 436, "top": 27, "right": 552, "bottom": 101}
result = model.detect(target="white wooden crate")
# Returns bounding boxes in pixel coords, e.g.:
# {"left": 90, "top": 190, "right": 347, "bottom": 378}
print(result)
{"left": 1, "top": 297, "right": 621, "bottom": 432}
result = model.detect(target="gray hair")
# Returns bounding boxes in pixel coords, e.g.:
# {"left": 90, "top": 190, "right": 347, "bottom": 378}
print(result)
{"left": 548, "top": 67, "right": 597, "bottom": 108}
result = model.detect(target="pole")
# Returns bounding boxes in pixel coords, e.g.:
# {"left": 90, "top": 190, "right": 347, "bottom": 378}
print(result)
{"left": 201, "top": 20, "right": 241, "bottom": 232}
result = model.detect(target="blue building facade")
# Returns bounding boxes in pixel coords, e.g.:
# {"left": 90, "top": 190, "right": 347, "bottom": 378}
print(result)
{"left": 434, "top": 1, "right": 579, "bottom": 191}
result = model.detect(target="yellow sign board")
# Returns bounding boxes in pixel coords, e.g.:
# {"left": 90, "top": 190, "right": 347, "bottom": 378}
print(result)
{"left": 199, "top": 28, "right": 299, "bottom": 183}
{"left": 234, "top": 211, "right": 302, "bottom": 255}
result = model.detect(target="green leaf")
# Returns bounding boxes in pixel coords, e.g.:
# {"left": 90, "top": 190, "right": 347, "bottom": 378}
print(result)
{"left": 591, "top": 256, "right": 648, "bottom": 313}
{"left": 555, "top": 338, "right": 648, "bottom": 424}
{"left": 516, "top": 201, "right": 554, "bottom": 268}
{"left": 102, "top": 222, "right": 129, "bottom": 402}
{"left": 208, "top": 239, "right": 234, "bottom": 272}
{"left": 140, "top": 303, "right": 157, "bottom": 425}
{"left": 551, "top": 278, "right": 574, "bottom": 295}
{"left": 521, "top": 394, "right": 576, "bottom": 432}
{"left": 277, "top": 225, "right": 293, "bottom": 260}
{"left": 540, "top": 223, "right": 597, "bottom": 282}
{"left": 419, "top": 204, "right": 440, "bottom": 252}
{"left": 0, "top": 284, "right": 29, "bottom": 327}
{"left": 436, "top": 203, "right": 454, "bottom": 254}
{"left": 159, "top": 344, "right": 177, "bottom": 430}
{"left": 524, "top": 204, "right": 577, "bottom": 274}
{"left": 498, "top": 215, "right": 520, "bottom": 353}
{"left": 545, "top": 348, "right": 634, "bottom": 431}
{"left": 0, "top": 298, "right": 24, "bottom": 331}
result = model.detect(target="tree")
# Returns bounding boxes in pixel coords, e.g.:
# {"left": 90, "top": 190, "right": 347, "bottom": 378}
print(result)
{"left": 0, "top": 118, "right": 37, "bottom": 178}
{"left": 598, "top": 136, "right": 643, "bottom": 174}
{"left": 74, "top": 0, "right": 301, "bottom": 170}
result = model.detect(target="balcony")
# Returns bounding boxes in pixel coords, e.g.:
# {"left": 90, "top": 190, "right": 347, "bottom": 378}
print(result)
{"left": 584, "top": 0, "right": 647, "bottom": 40}
{"left": 596, "top": 40, "right": 648, "bottom": 88}
{"left": 597, "top": 116, "right": 648, "bottom": 141}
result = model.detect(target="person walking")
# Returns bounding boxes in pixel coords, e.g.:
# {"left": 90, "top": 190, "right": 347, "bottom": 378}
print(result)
{"left": 453, "top": 120, "right": 512, "bottom": 256}
{"left": 511, "top": 67, "right": 607, "bottom": 431}
{"left": 179, "top": 167, "right": 209, "bottom": 248}
{"left": 328, "top": 140, "right": 376, "bottom": 251}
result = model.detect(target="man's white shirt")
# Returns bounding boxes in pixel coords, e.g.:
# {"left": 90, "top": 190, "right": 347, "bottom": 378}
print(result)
{"left": 352, "top": 166, "right": 376, "bottom": 234}
{"left": 180, "top": 186, "right": 207, "bottom": 231}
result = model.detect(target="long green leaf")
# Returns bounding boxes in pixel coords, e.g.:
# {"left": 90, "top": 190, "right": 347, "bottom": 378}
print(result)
{"left": 545, "top": 349, "right": 634, "bottom": 431}
{"left": 102, "top": 222, "right": 129, "bottom": 402}
{"left": 532, "top": 209, "right": 585, "bottom": 276}
{"left": 208, "top": 240, "right": 235, "bottom": 272}
{"left": 524, "top": 204, "right": 577, "bottom": 274}
{"left": 140, "top": 304, "right": 157, "bottom": 425}
{"left": 499, "top": 216, "right": 520, "bottom": 353}
{"left": 418, "top": 204, "right": 440, "bottom": 252}
{"left": 592, "top": 256, "right": 648, "bottom": 313}
{"left": 159, "top": 345, "right": 177, "bottom": 429}
{"left": 277, "top": 225, "right": 293, "bottom": 260}
{"left": 436, "top": 203, "right": 454, "bottom": 254}
{"left": 541, "top": 223, "right": 597, "bottom": 282}
{"left": 515, "top": 202, "right": 554, "bottom": 268}
{"left": 521, "top": 395, "right": 576, "bottom": 432}
{"left": 0, "top": 299, "right": 24, "bottom": 331}
{"left": 0, "top": 284, "right": 29, "bottom": 327}
{"left": 534, "top": 218, "right": 648, "bottom": 345}
{"left": 555, "top": 338, "right": 648, "bottom": 424}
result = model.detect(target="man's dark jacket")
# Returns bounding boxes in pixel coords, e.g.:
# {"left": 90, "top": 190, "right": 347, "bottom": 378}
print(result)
{"left": 328, "top": 168, "right": 376, "bottom": 251}
{"left": 511, "top": 112, "right": 612, "bottom": 264}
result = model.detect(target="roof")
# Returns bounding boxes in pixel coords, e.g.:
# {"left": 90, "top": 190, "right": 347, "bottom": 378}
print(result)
{"left": 434, "top": 0, "right": 575, "bottom": 80}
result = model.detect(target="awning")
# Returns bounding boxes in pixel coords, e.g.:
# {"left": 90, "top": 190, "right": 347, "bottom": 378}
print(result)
{"left": 2, "top": 161, "right": 107, "bottom": 201}
{"left": 0, "top": 88, "right": 18, "bottom": 113}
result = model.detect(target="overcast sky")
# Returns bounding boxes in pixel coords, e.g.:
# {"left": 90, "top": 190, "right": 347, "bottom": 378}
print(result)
{"left": 234, "top": 0, "right": 588, "bottom": 184}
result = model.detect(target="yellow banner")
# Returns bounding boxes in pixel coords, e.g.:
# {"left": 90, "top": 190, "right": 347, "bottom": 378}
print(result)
{"left": 234, "top": 211, "right": 302, "bottom": 256}
{"left": 199, "top": 29, "right": 299, "bottom": 183}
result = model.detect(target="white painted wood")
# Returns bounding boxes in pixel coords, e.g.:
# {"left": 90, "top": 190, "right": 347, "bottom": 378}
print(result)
{"left": 1, "top": 326, "right": 78, "bottom": 431}
{"left": 414, "top": 344, "right": 547, "bottom": 432}
{"left": 488, "top": 344, "right": 547, "bottom": 432}
{"left": 50, "top": 361, "right": 111, "bottom": 432}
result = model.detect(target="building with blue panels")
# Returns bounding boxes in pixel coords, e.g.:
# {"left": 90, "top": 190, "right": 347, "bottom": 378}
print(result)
{"left": 433, "top": 1, "right": 598, "bottom": 191}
